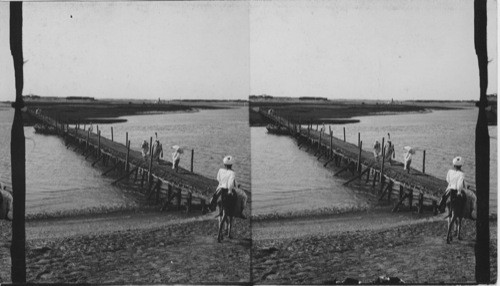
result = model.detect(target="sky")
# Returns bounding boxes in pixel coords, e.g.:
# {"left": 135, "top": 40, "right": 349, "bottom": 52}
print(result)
{"left": 0, "top": 0, "right": 497, "bottom": 101}
{"left": 250, "top": 0, "right": 497, "bottom": 101}
{"left": 0, "top": 1, "right": 250, "bottom": 101}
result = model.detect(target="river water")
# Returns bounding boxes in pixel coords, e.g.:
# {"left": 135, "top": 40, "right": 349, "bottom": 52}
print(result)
{"left": 252, "top": 107, "right": 497, "bottom": 216}
{"left": 0, "top": 105, "right": 249, "bottom": 217}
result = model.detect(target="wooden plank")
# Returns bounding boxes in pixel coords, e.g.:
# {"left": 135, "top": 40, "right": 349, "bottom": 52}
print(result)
{"left": 343, "top": 166, "right": 371, "bottom": 186}
{"left": 378, "top": 180, "right": 394, "bottom": 201}
{"left": 91, "top": 155, "right": 104, "bottom": 167}
{"left": 111, "top": 167, "right": 138, "bottom": 185}
{"left": 101, "top": 163, "right": 119, "bottom": 176}
{"left": 334, "top": 165, "right": 350, "bottom": 176}
{"left": 392, "top": 192, "right": 409, "bottom": 212}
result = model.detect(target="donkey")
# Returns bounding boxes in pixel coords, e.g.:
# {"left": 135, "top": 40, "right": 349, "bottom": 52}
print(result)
{"left": 446, "top": 189, "right": 476, "bottom": 244}
{"left": 216, "top": 188, "right": 238, "bottom": 243}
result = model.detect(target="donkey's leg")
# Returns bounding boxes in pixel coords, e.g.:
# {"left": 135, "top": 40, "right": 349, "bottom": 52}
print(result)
{"left": 447, "top": 215, "right": 455, "bottom": 244}
{"left": 457, "top": 218, "right": 463, "bottom": 240}
{"left": 227, "top": 216, "right": 234, "bottom": 239}
{"left": 217, "top": 212, "right": 224, "bottom": 243}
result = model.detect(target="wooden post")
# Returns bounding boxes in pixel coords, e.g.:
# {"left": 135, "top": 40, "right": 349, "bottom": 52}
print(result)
{"left": 177, "top": 189, "right": 182, "bottom": 210}
{"left": 387, "top": 181, "right": 393, "bottom": 202}
{"left": 201, "top": 199, "right": 207, "bottom": 214}
{"left": 83, "top": 124, "right": 86, "bottom": 131}
{"left": 358, "top": 132, "right": 360, "bottom": 147}
{"left": 140, "top": 169, "right": 146, "bottom": 188}
{"left": 191, "top": 149, "right": 194, "bottom": 173}
{"left": 155, "top": 179, "right": 162, "bottom": 204}
{"left": 134, "top": 168, "right": 139, "bottom": 182}
{"left": 86, "top": 129, "right": 90, "bottom": 149}
{"left": 330, "top": 131, "right": 333, "bottom": 158}
{"left": 422, "top": 150, "right": 426, "bottom": 174}
{"left": 379, "top": 137, "right": 385, "bottom": 185}
{"left": 357, "top": 141, "right": 363, "bottom": 173}
{"left": 148, "top": 136, "right": 153, "bottom": 183}
{"left": 399, "top": 185, "right": 404, "bottom": 200}
{"left": 111, "top": 127, "right": 114, "bottom": 142}
{"left": 343, "top": 127, "right": 346, "bottom": 142}
{"left": 98, "top": 130, "right": 101, "bottom": 156}
{"left": 432, "top": 200, "right": 438, "bottom": 215}
{"left": 408, "top": 189, "right": 413, "bottom": 211}
{"left": 418, "top": 192, "right": 424, "bottom": 214}
{"left": 126, "top": 132, "right": 128, "bottom": 147}
{"left": 186, "top": 192, "right": 192, "bottom": 213}
{"left": 125, "top": 140, "right": 130, "bottom": 173}
{"left": 365, "top": 168, "right": 371, "bottom": 183}
{"left": 318, "top": 131, "right": 322, "bottom": 150}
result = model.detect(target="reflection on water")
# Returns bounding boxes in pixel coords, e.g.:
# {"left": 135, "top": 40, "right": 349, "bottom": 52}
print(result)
{"left": 251, "top": 127, "right": 369, "bottom": 217}
{"left": 0, "top": 106, "right": 250, "bottom": 216}
{"left": 252, "top": 107, "right": 497, "bottom": 215}
{"left": 0, "top": 108, "right": 135, "bottom": 216}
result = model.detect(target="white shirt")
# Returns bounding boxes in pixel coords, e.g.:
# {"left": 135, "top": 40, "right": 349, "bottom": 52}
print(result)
{"left": 404, "top": 152, "right": 412, "bottom": 162}
{"left": 172, "top": 151, "right": 181, "bottom": 161}
{"left": 446, "top": 169, "right": 467, "bottom": 191}
{"left": 217, "top": 168, "right": 237, "bottom": 191}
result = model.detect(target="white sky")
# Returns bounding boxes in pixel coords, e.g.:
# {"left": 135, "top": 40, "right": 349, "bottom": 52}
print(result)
{"left": 0, "top": 1, "right": 250, "bottom": 101}
{"left": 251, "top": 0, "right": 498, "bottom": 101}
{"left": 0, "top": 0, "right": 497, "bottom": 101}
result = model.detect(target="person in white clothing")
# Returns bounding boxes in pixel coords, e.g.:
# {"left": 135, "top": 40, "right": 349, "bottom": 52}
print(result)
{"left": 209, "top": 155, "right": 246, "bottom": 217}
{"left": 140, "top": 140, "right": 149, "bottom": 158}
{"left": 403, "top": 146, "right": 416, "bottom": 174}
{"left": 172, "top": 145, "right": 182, "bottom": 172}
{"left": 438, "top": 156, "right": 467, "bottom": 212}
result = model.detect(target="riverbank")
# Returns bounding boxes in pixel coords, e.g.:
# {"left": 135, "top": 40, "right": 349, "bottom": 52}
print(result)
{"left": 249, "top": 100, "right": 465, "bottom": 126}
{"left": 253, "top": 214, "right": 496, "bottom": 284}
{"left": 22, "top": 100, "right": 231, "bottom": 125}
{"left": 0, "top": 211, "right": 251, "bottom": 284}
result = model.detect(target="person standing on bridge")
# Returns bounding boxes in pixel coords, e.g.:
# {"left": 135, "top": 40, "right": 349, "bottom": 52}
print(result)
{"left": 438, "top": 156, "right": 468, "bottom": 212}
{"left": 384, "top": 134, "right": 395, "bottom": 165}
{"left": 373, "top": 140, "right": 382, "bottom": 161}
{"left": 171, "top": 145, "right": 182, "bottom": 172}
{"left": 141, "top": 139, "right": 149, "bottom": 159}
{"left": 152, "top": 133, "right": 163, "bottom": 163}
{"left": 403, "top": 146, "right": 416, "bottom": 174}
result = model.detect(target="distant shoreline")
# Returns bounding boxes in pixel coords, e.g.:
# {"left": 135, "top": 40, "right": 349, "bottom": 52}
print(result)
{"left": 249, "top": 101, "right": 467, "bottom": 126}
{"left": 21, "top": 100, "right": 230, "bottom": 125}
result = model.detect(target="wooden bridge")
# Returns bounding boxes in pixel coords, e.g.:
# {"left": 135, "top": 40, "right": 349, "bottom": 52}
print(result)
{"left": 28, "top": 109, "right": 218, "bottom": 213}
{"left": 256, "top": 107, "right": 448, "bottom": 214}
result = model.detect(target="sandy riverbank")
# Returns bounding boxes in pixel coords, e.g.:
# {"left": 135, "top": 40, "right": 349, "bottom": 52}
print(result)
{"left": 0, "top": 209, "right": 251, "bottom": 284}
{"left": 253, "top": 215, "right": 496, "bottom": 284}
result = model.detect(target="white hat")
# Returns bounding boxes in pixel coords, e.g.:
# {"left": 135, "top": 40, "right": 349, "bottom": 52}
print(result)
{"left": 172, "top": 145, "right": 180, "bottom": 150}
{"left": 453, "top": 156, "right": 463, "bottom": 166}
{"left": 223, "top": 155, "right": 234, "bottom": 165}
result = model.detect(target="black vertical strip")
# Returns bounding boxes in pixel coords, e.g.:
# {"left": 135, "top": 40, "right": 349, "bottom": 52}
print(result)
{"left": 474, "top": 0, "right": 490, "bottom": 283}
{"left": 9, "top": 2, "right": 26, "bottom": 283}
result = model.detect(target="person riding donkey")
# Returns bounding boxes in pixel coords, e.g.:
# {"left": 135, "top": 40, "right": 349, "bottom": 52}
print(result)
{"left": 438, "top": 156, "right": 472, "bottom": 214}
{"left": 210, "top": 155, "right": 247, "bottom": 242}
